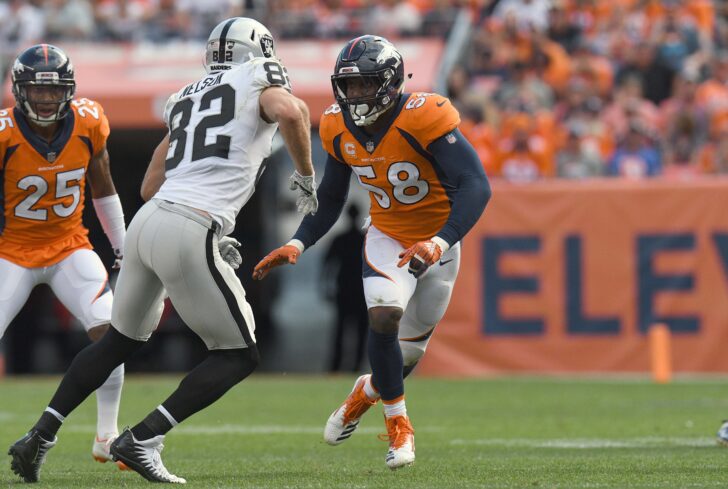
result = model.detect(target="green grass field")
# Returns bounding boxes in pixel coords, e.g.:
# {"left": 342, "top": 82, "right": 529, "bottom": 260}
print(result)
{"left": 2, "top": 375, "right": 728, "bottom": 488}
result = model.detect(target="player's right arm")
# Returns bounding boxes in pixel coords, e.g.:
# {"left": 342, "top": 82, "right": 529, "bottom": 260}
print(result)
{"left": 252, "top": 153, "right": 351, "bottom": 280}
{"left": 140, "top": 133, "right": 170, "bottom": 201}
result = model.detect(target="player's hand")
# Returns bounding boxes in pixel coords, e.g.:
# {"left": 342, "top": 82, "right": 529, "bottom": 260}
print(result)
{"left": 289, "top": 170, "right": 318, "bottom": 215}
{"left": 397, "top": 240, "right": 443, "bottom": 278}
{"left": 219, "top": 236, "right": 242, "bottom": 270}
{"left": 253, "top": 244, "right": 301, "bottom": 280}
{"left": 112, "top": 248, "right": 123, "bottom": 270}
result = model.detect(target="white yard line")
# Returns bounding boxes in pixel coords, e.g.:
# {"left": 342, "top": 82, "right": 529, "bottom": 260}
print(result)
{"left": 450, "top": 436, "right": 717, "bottom": 448}
{"left": 0, "top": 411, "right": 16, "bottom": 421}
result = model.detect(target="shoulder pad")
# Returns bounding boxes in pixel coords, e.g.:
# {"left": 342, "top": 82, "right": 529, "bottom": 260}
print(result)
{"left": 320, "top": 103, "right": 344, "bottom": 127}
{"left": 162, "top": 93, "right": 179, "bottom": 126}
{"left": 70, "top": 97, "right": 107, "bottom": 129}
{"left": 71, "top": 97, "right": 110, "bottom": 153}
{"left": 250, "top": 57, "right": 292, "bottom": 91}
{"left": 397, "top": 93, "right": 460, "bottom": 148}
{"left": 0, "top": 108, "right": 15, "bottom": 143}
{"left": 319, "top": 104, "right": 346, "bottom": 160}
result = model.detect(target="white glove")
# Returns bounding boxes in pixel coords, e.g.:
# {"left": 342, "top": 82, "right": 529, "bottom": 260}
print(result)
{"left": 219, "top": 237, "right": 242, "bottom": 270}
{"left": 289, "top": 170, "right": 318, "bottom": 215}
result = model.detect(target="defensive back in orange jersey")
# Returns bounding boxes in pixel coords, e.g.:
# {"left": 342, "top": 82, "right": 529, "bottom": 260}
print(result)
{"left": 319, "top": 93, "right": 460, "bottom": 248}
{"left": 0, "top": 98, "right": 110, "bottom": 268}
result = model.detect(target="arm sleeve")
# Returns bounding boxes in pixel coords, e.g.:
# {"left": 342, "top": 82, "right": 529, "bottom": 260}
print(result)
{"left": 427, "top": 128, "right": 492, "bottom": 247}
{"left": 292, "top": 154, "right": 352, "bottom": 249}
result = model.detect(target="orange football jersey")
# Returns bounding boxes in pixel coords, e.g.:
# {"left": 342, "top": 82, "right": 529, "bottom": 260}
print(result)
{"left": 0, "top": 98, "right": 110, "bottom": 268}
{"left": 320, "top": 93, "right": 460, "bottom": 248}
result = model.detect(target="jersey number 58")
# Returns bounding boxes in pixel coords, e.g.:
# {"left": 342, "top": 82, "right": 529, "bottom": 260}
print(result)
{"left": 352, "top": 162, "right": 429, "bottom": 208}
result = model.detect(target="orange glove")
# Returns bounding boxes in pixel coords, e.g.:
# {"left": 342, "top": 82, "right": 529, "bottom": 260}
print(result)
{"left": 397, "top": 239, "right": 444, "bottom": 278}
{"left": 252, "top": 244, "right": 301, "bottom": 280}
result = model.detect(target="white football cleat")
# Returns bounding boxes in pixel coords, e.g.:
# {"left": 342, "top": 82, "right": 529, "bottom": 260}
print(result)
{"left": 110, "top": 429, "right": 186, "bottom": 483}
{"left": 92, "top": 432, "right": 129, "bottom": 470}
{"left": 324, "top": 374, "right": 378, "bottom": 445}
{"left": 380, "top": 415, "right": 415, "bottom": 470}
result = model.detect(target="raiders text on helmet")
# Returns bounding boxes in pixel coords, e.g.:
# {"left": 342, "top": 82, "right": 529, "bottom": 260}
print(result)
{"left": 331, "top": 35, "right": 405, "bottom": 126}
{"left": 12, "top": 44, "right": 76, "bottom": 126}
{"left": 204, "top": 17, "right": 277, "bottom": 74}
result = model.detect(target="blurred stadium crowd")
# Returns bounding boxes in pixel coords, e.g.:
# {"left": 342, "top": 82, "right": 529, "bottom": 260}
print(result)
{"left": 455, "top": 0, "right": 728, "bottom": 181}
{"left": 2, "top": 0, "right": 727, "bottom": 181}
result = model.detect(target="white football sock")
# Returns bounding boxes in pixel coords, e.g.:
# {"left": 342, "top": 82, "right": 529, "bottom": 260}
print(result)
{"left": 157, "top": 405, "right": 179, "bottom": 428}
{"left": 363, "top": 375, "right": 380, "bottom": 400}
{"left": 383, "top": 398, "right": 407, "bottom": 418}
{"left": 95, "top": 364, "right": 124, "bottom": 436}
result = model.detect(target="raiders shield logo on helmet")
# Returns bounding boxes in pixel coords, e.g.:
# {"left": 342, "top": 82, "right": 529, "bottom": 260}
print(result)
{"left": 260, "top": 35, "right": 274, "bottom": 58}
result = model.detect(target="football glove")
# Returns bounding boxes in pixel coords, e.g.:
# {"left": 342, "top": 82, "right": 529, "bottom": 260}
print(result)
{"left": 219, "top": 236, "right": 242, "bottom": 270}
{"left": 397, "top": 238, "right": 447, "bottom": 279}
{"left": 112, "top": 248, "right": 123, "bottom": 270}
{"left": 253, "top": 244, "right": 302, "bottom": 280}
{"left": 289, "top": 170, "right": 318, "bottom": 215}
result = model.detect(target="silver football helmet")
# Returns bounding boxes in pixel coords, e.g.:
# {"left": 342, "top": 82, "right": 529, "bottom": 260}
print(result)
{"left": 204, "top": 17, "right": 277, "bottom": 74}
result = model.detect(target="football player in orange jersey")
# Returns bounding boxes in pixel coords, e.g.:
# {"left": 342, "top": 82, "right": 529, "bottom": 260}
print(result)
{"left": 0, "top": 45, "right": 128, "bottom": 474}
{"left": 253, "top": 35, "right": 491, "bottom": 469}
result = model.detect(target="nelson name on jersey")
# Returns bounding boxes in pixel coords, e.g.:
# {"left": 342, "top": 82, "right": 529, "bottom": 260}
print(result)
{"left": 180, "top": 72, "right": 224, "bottom": 97}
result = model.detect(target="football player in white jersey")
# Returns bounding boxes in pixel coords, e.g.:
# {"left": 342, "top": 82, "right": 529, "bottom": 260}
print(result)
{"left": 9, "top": 18, "right": 318, "bottom": 484}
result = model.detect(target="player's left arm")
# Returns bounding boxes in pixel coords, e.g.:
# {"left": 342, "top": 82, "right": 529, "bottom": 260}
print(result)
{"left": 397, "top": 128, "right": 491, "bottom": 276}
{"left": 427, "top": 128, "right": 491, "bottom": 247}
{"left": 87, "top": 145, "right": 126, "bottom": 267}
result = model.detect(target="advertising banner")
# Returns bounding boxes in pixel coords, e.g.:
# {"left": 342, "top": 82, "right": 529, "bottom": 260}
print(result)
{"left": 418, "top": 177, "right": 728, "bottom": 375}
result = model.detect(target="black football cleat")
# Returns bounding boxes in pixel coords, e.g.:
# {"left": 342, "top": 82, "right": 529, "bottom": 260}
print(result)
{"left": 8, "top": 429, "right": 57, "bottom": 483}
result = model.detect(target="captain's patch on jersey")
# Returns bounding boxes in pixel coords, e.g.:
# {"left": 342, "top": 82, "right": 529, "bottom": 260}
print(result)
{"left": 446, "top": 133, "right": 457, "bottom": 144}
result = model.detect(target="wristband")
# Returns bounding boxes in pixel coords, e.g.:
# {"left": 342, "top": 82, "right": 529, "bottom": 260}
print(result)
{"left": 431, "top": 236, "right": 450, "bottom": 253}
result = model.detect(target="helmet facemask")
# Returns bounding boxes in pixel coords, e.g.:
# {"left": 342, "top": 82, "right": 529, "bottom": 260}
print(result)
{"left": 332, "top": 68, "right": 401, "bottom": 126}
{"left": 14, "top": 79, "right": 75, "bottom": 127}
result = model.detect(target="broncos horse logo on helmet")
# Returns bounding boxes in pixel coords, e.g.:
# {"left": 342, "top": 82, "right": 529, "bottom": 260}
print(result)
{"left": 331, "top": 36, "right": 406, "bottom": 127}
{"left": 11, "top": 44, "right": 76, "bottom": 127}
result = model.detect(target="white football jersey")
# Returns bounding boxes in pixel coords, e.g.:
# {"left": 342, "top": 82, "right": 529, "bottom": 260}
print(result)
{"left": 155, "top": 57, "right": 291, "bottom": 235}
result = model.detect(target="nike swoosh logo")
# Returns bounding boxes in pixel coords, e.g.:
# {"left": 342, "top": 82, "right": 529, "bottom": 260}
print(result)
{"left": 436, "top": 100, "right": 446, "bottom": 107}
{"left": 439, "top": 258, "right": 454, "bottom": 266}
